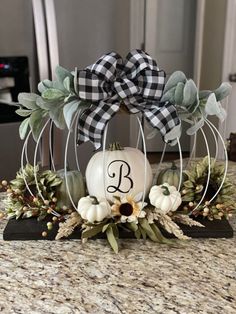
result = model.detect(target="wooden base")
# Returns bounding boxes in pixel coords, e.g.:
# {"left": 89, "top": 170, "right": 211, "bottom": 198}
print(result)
{"left": 3, "top": 216, "right": 234, "bottom": 241}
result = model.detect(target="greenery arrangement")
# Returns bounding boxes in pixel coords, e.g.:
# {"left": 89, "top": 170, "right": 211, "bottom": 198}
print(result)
{"left": 0, "top": 156, "right": 235, "bottom": 253}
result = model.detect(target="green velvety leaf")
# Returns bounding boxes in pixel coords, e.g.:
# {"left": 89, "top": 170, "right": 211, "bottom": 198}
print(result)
{"left": 161, "top": 86, "right": 176, "bottom": 103}
{"left": 55, "top": 65, "right": 74, "bottom": 85}
{"left": 150, "top": 223, "right": 174, "bottom": 244}
{"left": 199, "top": 90, "right": 211, "bottom": 100}
{"left": 42, "top": 88, "right": 65, "bottom": 101}
{"left": 174, "top": 82, "right": 185, "bottom": 105}
{"left": 82, "top": 224, "right": 104, "bottom": 239}
{"left": 214, "top": 82, "right": 232, "bottom": 101}
{"left": 38, "top": 80, "right": 53, "bottom": 93}
{"left": 38, "top": 79, "right": 53, "bottom": 93}
{"left": 186, "top": 117, "right": 204, "bottom": 135}
{"left": 63, "top": 100, "right": 79, "bottom": 129}
{"left": 139, "top": 218, "right": 159, "bottom": 242}
{"left": 19, "top": 117, "right": 30, "bottom": 140}
{"left": 112, "top": 224, "right": 119, "bottom": 238}
{"left": 15, "top": 108, "right": 32, "bottom": 117}
{"left": 49, "top": 104, "right": 66, "bottom": 129}
{"left": 18, "top": 93, "right": 39, "bottom": 110}
{"left": 183, "top": 79, "right": 198, "bottom": 107}
{"left": 164, "top": 71, "right": 187, "bottom": 93}
{"left": 106, "top": 225, "right": 118, "bottom": 254}
{"left": 36, "top": 96, "right": 52, "bottom": 110}
{"left": 134, "top": 228, "right": 141, "bottom": 239}
{"left": 29, "top": 109, "right": 46, "bottom": 141}
{"left": 126, "top": 221, "right": 138, "bottom": 232}
{"left": 63, "top": 77, "right": 71, "bottom": 92}
{"left": 205, "top": 93, "right": 227, "bottom": 121}
{"left": 139, "top": 227, "right": 147, "bottom": 240}
{"left": 164, "top": 124, "right": 181, "bottom": 143}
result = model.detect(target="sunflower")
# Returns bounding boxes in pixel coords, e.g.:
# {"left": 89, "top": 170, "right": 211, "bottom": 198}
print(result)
{"left": 181, "top": 157, "right": 236, "bottom": 220}
{"left": 111, "top": 194, "right": 147, "bottom": 223}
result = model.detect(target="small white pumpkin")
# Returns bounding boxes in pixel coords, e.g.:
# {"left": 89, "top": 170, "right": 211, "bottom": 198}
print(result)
{"left": 77, "top": 196, "right": 111, "bottom": 223}
{"left": 86, "top": 143, "right": 153, "bottom": 202}
{"left": 149, "top": 183, "right": 182, "bottom": 214}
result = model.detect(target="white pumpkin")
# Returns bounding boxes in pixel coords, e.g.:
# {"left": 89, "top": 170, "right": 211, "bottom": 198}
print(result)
{"left": 149, "top": 183, "right": 182, "bottom": 214}
{"left": 77, "top": 196, "right": 111, "bottom": 223}
{"left": 85, "top": 143, "right": 153, "bottom": 202}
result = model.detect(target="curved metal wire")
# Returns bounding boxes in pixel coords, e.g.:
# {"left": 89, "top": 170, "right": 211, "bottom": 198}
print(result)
{"left": 204, "top": 118, "right": 228, "bottom": 205}
{"left": 137, "top": 116, "right": 148, "bottom": 211}
{"left": 49, "top": 120, "right": 56, "bottom": 172}
{"left": 188, "top": 127, "right": 211, "bottom": 216}
{"left": 64, "top": 111, "right": 80, "bottom": 210}
{"left": 74, "top": 111, "right": 81, "bottom": 171}
{"left": 102, "top": 123, "right": 109, "bottom": 200}
{"left": 33, "top": 119, "right": 61, "bottom": 217}
{"left": 21, "top": 130, "right": 35, "bottom": 197}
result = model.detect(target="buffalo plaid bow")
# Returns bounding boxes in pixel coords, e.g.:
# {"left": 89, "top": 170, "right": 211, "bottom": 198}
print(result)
{"left": 77, "top": 49, "right": 180, "bottom": 149}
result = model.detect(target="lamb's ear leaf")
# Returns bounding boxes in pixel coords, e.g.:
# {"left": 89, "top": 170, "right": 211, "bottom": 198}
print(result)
{"left": 183, "top": 79, "right": 198, "bottom": 107}
{"left": 205, "top": 93, "right": 227, "bottom": 121}
{"left": 18, "top": 93, "right": 38, "bottom": 110}
{"left": 29, "top": 109, "right": 45, "bottom": 141}
{"left": 55, "top": 66, "right": 74, "bottom": 84}
{"left": 174, "top": 82, "right": 185, "bottom": 105}
{"left": 164, "top": 71, "right": 187, "bottom": 93}
{"left": 164, "top": 124, "right": 181, "bottom": 143}
{"left": 15, "top": 109, "right": 32, "bottom": 117}
{"left": 214, "top": 82, "right": 232, "bottom": 101}
{"left": 19, "top": 117, "right": 30, "bottom": 140}
{"left": 49, "top": 105, "right": 66, "bottom": 129}
{"left": 38, "top": 80, "right": 53, "bottom": 93}
{"left": 161, "top": 86, "right": 176, "bottom": 103}
{"left": 199, "top": 90, "right": 211, "bottom": 99}
{"left": 186, "top": 117, "right": 204, "bottom": 135}
{"left": 63, "top": 100, "right": 79, "bottom": 129}
{"left": 42, "top": 88, "right": 65, "bottom": 101}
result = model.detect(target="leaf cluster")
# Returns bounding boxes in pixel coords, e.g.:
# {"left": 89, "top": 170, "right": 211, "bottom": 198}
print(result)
{"left": 181, "top": 157, "right": 236, "bottom": 218}
{"left": 161, "top": 71, "right": 232, "bottom": 137}
{"left": 16, "top": 66, "right": 88, "bottom": 141}
{"left": 5, "top": 164, "right": 62, "bottom": 220}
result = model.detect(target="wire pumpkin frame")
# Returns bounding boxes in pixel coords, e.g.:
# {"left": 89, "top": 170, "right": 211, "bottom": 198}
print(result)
{"left": 19, "top": 106, "right": 228, "bottom": 220}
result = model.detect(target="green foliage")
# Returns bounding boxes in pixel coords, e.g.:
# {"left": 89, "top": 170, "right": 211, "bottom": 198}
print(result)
{"left": 15, "top": 65, "right": 89, "bottom": 141}
{"left": 161, "top": 71, "right": 232, "bottom": 139}
{"left": 4, "top": 164, "right": 63, "bottom": 220}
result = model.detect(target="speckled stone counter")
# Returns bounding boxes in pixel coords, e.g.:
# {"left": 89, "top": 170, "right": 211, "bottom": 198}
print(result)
{"left": 0, "top": 162, "right": 236, "bottom": 314}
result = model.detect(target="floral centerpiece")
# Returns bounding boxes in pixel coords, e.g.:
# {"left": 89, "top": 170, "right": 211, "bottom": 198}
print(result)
{"left": 0, "top": 50, "right": 235, "bottom": 253}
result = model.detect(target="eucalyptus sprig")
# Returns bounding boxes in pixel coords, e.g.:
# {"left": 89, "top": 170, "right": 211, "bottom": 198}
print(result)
{"left": 16, "top": 66, "right": 89, "bottom": 141}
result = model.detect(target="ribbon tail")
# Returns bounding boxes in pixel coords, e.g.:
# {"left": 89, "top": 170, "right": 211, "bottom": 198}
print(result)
{"left": 143, "top": 101, "right": 181, "bottom": 145}
{"left": 77, "top": 101, "right": 120, "bottom": 150}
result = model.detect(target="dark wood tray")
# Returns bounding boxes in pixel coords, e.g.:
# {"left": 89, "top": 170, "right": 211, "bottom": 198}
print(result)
{"left": 3, "top": 216, "right": 234, "bottom": 240}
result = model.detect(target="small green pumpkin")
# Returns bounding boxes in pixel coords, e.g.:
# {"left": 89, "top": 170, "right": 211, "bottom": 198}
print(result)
{"left": 56, "top": 170, "right": 86, "bottom": 208}
{"left": 156, "top": 161, "right": 185, "bottom": 189}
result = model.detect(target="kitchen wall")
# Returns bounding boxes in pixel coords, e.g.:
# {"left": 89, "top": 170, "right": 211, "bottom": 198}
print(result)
{"left": 0, "top": 0, "right": 37, "bottom": 180}
{"left": 196, "top": 0, "right": 227, "bottom": 156}
{"left": 54, "top": 0, "right": 131, "bottom": 172}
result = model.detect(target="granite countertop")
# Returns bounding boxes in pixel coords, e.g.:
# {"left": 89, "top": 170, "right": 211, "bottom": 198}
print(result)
{"left": 0, "top": 162, "right": 236, "bottom": 314}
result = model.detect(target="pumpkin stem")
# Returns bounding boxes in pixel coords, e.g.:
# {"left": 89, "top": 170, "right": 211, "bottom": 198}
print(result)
{"left": 161, "top": 185, "right": 170, "bottom": 196}
{"left": 90, "top": 196, "right": 99, "bottom": 205}
{"left": 109, "top": 142, "right": 124, "bottom": 151}
{"left": 171, "top": 161, "right": 177, "bottom": 170}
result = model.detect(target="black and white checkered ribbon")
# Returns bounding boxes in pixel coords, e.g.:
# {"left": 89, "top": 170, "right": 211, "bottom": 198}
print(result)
{"left": 77, "top": 49, "right": 180, "bottom": 149}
